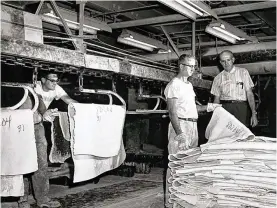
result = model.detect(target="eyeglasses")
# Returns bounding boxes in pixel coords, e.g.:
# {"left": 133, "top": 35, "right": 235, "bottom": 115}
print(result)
{"left": 181, "top": 63, "right": 197, "bottom": 69}
{"left": 45, "top": 77, "right": 59, "bottom": 83}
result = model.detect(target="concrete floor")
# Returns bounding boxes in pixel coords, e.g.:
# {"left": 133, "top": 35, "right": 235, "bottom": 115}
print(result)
{"left": 2, "top": 168, "right": 165, "bottom": 208}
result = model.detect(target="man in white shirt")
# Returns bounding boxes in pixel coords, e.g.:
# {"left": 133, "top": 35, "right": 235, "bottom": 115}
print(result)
{"left": 18, "top": 71, "right": 77, "bottom": 208}
{"left": 211, "top": 50, "right": 258, "bottom": 127}
{"left": 164, "top": 54, "right": 210, "bottom": 208}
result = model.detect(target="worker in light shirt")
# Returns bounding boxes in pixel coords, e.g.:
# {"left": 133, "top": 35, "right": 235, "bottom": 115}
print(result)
{"left": 163, "top": 54, "right": 220, "bottom": 208}
{"left": 211, "top": 50, "right": 258, "bottom": 127}
{"left": 18, "top": 71, "right": 77, "bottom": 208}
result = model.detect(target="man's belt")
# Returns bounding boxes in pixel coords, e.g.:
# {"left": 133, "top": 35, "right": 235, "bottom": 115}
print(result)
{"left": 220, "top": 100, "right": 247, "bottom": 104}
{"left": 178, "top": 117, "right": 198, "bottom": 122}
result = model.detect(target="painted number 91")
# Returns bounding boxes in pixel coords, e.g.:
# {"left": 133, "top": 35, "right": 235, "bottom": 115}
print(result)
{"left": 17, "top": 124, "right": 25, "bottom": 132}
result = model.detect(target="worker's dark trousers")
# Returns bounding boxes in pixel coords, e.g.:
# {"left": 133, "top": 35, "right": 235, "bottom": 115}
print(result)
{"left": 19, "top": 123, "right": 49, "bottom": 204}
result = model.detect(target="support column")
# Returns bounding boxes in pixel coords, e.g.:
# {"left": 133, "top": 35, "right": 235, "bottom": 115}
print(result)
{"left": 192, "top": 21, "right": 196, "bottom": 56}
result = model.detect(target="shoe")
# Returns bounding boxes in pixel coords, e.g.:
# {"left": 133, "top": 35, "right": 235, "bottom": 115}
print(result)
{"left": 37, "top": 200, "right": 61, "bottom": 208}
{"left": 18, "top": 202, "right": 31, "bottom": 208}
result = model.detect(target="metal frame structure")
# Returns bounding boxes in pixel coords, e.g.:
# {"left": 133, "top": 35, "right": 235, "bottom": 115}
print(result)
{"left": 1, "top": 82, "right": 39, "bottom": 112}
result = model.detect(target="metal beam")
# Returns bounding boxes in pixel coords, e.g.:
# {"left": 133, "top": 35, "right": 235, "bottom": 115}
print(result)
{"left": 77, "top": 1, "right": 86, "bottom": 53}
{"left": 192, "top": 22, "right": 195, "bottom": 56}
{"left": 87, "top": 1, "right": 165, "bottom": 21}
{"left": 147, "top": 41, "right": 276, "bottom": 61}
{"left": 35, "top": 0, "right": 44, "bottom": 15}
{"left": 93, "top": 4, "right": 160, "bottom": 18}
{"left": 237, "top": 1, "right": 276, "bottom": 33}
{"left": 254, "top": 11, "right": 276, "bottom": 32}
{"left": 49, "top": 0, "right": 78, "bottom": 50}
{"left": 109, "top": 2, "right": 276, "bottom": 29}
{"left": 201, "top": 61, "right": 276, "bottom": 77}
{"left": 160, "top": 26, "right": 180, "bottom": 57}
{"left": 155, "top": 14, "right": 240, "bottom": 27}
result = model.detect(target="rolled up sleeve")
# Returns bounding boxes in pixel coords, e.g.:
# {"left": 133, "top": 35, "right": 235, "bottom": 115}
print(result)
{"left": 164, "top": 81, "right": 180, "bottom": 99}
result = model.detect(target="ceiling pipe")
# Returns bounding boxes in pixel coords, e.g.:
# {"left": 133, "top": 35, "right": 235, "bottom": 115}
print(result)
{"left": 154, "top": 14, "right": 241, "bottom": 27}
{"left": 146, "top": 41, "right": 276, "bottom": 61}
{"left": 177, "top": 35, "right": 276, "bottom": 49}
{"left": 201, "top": 61, "right": 276, "bottom": 77}
{"left": 84, "top": 41, "right": 177, "bottom": 72}
{"left": 154, "top": 22, "right": 265, "bottom": 38}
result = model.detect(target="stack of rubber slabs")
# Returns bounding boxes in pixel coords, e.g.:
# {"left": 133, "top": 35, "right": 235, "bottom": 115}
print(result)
{"left": 168, "top": 136, "right": 276, "bottom": 208}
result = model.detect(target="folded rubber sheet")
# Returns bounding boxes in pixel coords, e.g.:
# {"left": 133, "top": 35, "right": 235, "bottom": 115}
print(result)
{"left": 1, "top": 109, "right": 38, "bottom": 197}
{"left": 1, "top": 109, "right": 38, "bottom": 175}
{"left": 1, "top": 175, "right": 24, "bottom": 197}
{"left": 167, "top": 107, "right": 277, "bottom": 208}
{"left": 68, "top": 103, "right": 126, "bottom": 183}
{"left": 49, "top": 112, "right": 71, "bottom": 163}
{"left": 203, "top": 107, "right": 254, "bottom": 147}
{"left": 68, "top": 103, "right": 125, "bottom": 157}
{"left": 72, "top": 140, "right": 126, "bottom": 183}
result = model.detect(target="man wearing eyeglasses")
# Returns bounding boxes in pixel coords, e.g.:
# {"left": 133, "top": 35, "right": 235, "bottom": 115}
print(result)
{"left": 211, "top": 50, "right": 258, "bottom": 128}
{"left": 35, "top": 71, "right": 77, "bottom": 119}
{"left": 18, "top": 71, "right": 77, "bottom": 208}
{"left": 163, "top": 54, "right": 213, "bottom": 208}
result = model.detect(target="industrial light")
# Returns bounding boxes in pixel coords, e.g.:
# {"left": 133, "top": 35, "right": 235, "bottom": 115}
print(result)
{"left": 205, "top": 26, "right": 237, "bottom": 44}
{"left": 158, "top": 49, "right": 172, "bottom": 54}
{"left": 124, "top": 37, "right": 158, "bottom": 49}
{"left": 213, "top": 24, "right": 245, "bottom": 41}
{"left": 175, "top": 0, "right": 204, "bottom": 16}
{"left": 117, "top": 30, "right": 168, "bottom": 52}
{"left": 157, "top": 0, "right": 218, "bottom": 20}
{"left": 42, "top": 11, "right": 101, "bottom": 35}
{"left": 117, "top": 37, "right": 157, "bottom": 52}
{"left": 205, "top": 20, "right": 253, "bottom": 44}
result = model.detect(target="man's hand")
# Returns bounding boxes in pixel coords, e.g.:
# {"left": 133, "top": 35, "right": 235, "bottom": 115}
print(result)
{"left": 207, "top": 103, "right": 222, "bottom": 112}
{"left": 251, "top": 113, "right": 258, "bottom": 127}
{"left": 43, "top": 108, "right": 59, "bottom": 122}
{"left": 174, "top": 132, "right": 191, "bottom": 150}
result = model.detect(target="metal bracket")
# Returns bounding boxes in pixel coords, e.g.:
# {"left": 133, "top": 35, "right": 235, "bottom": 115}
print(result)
{"left": 32, "top": 67, "right": 38, "bottom": 88}
{"left": 1, "top": 82, "right": 39, "bottom": 113}
{"left": 78, "top": 74, "right": 126, "bottom": 108}
{"left": 129, "top": 82, "right": 167, "bottom": 114}
{"left": 78, "top": 70, "right": 84, "bottom": 92}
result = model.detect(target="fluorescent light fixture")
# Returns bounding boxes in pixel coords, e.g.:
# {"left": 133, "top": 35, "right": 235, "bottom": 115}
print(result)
{"left": 157, "top": 0, "right": 218, "bottom": 20}
{"left": 65, "top": 19, "right": 100, "bottom": 31}
{"left": 43, "top": 12, "right": 99, "bottom": 34}
{"left": 44, "top": 12, "right": 100, "bottom": 30}
{"left": 213, "top": 25, "right": 245, "bottom": 41}
{"left": 117, "top": 29, "right": 168, "bottom": 52}
{"left": 175, "top": 0, "right": 204, "bottom": 16}
{"left": 158, "top": 49, "right": 172, "bottom": 54}
{"left": 124, "top": 37, "right": 158, "bottom": 49}
{"left": 118, "top": 37, "right": 155, "bottom": 52}
{"left": 205, "top": 26, "right": 237, "bottom": 44}
{"left": 205, "top": 20, "right": 252, "bottom": 44}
